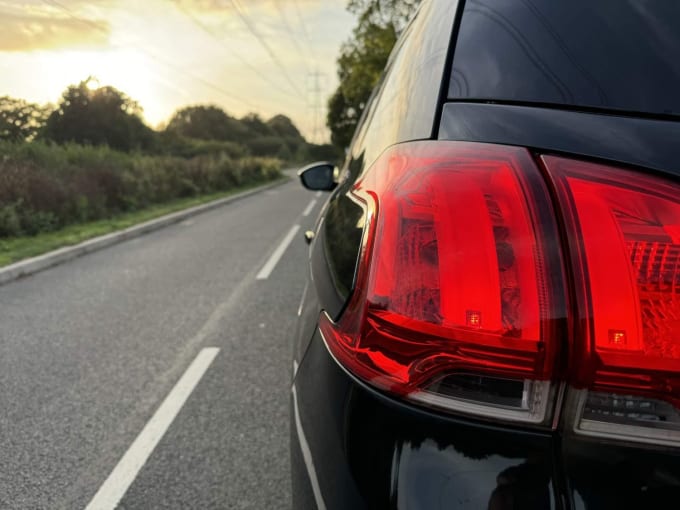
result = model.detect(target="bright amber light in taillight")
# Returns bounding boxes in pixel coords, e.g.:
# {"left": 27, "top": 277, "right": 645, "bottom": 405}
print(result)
{"left": 319, "top": 141, "right": 566, "bottom": 423}
{"left": 543, "top": 156, "right": 680, "bottom": 444}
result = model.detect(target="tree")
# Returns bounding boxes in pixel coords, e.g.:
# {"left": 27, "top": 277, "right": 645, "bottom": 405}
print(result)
{"left": 43, "top": 79, "right": 154, "bottom": 152}
{"left": 267, "top": 114, "right": 302, "bottom": 140}
{"left": 0, "top": 96, "right": 50, "bottom": 142}
{"left": 327, "top": 0, "right": 421, "bottom": 149}
{"left": 348, "top": 0, "right": 420, "bottom": 30}
{"left": 166, "top": 105, "right": 249, "bottom": 143}
{"left": 306, "top": 143, "right": 344, "bottom": 163}
{"left": 240, "top": 113, "right": 273, "bottom": 138}
{"left": 164, "top": 106, "right": 312, "bottom": 161}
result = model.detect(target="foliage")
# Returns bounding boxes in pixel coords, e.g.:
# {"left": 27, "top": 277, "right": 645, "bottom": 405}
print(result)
{"left": 327, "top": 22, "right": 397, "bottom": 149}
{"left": 164, "top": 106, "right": 314, "bottom": 161}
{"left": 267, "top": 114, "right": 303, "bottom": 139}
{"left": 42, "top": 79, "right": 155, "bottom": 152}
{"left": 2, "top": 80, "right": 317, "bottom": 164}
{"left": 0, "top": 140, "right": 281, "bottom": 238}
{"left": 348, "top": 0, "right": 420, "bottom": 30}
{"left": 327, "top": 0, "right": 421, "bottom": 149}
{"left": 305, "top": 143, "right": 345, "bottom": 165}
{"left": 0, "top": 182, "right": 280, "bottom": 267}
{"left": 0, "top": 97, "right": 50, "bottom": 143}
{"left": 153, "top": 130, "right": 247, "bottom": 160}
{"left": 165, "top": 105, "right": 249, "bottom": 143}
{"left": 0, "top": 79, "right": 321, "bottom": 242}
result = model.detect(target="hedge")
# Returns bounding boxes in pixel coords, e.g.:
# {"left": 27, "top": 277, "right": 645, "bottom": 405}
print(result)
{"left": 0, "top": 141, "right": 281, "bottom": 237}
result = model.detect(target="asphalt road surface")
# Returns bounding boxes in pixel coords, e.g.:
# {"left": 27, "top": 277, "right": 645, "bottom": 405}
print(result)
{"left": 0, "top": 177, "right": 323, "bottom": 509}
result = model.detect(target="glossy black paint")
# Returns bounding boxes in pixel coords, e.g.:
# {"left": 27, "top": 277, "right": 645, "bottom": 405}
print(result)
{"left": 292, "top": 330, "right": 560, "bottom": 510}
{"left": 561, "top": 433, "right": 680, "bottom": 510}
{"left": 450, "top": 0, "right": 680, "bottom": 118}
{"left": 291, "top": 0, "right": 680, "bottom": 508}
{"left": 438, "top": 102, "right": 680, "bottom": 176}
{"left": 319, "top": 189, "right": 365, "bottom": 311}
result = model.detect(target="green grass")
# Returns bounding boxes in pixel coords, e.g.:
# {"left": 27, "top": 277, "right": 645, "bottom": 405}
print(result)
{"left": 0, "top": 177, "right": 288, "bottom": 268}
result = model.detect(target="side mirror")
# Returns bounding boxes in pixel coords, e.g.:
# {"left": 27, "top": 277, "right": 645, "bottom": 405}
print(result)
{"left": 298, "top": 162, "right": 337, "bottom": 191}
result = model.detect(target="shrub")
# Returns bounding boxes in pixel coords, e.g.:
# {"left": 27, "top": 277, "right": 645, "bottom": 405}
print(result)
{"left": 0, "top": 201, "right": 22, "bottom": 237}
{"left": 0, "top": 141, "right": 282, "bottom": 238}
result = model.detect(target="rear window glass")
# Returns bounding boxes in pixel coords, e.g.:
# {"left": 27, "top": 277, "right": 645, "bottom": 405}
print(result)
{"left": 449, "top": 0, "right": 680, "bottom": 117}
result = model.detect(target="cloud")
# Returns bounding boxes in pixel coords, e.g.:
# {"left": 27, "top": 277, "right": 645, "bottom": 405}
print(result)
{"left": 0, "top": 5, "right": 110, "bottom": 52}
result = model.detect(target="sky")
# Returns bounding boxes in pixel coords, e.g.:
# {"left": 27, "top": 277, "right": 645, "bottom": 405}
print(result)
{"left": 0, "top": 0, "right": 356, "bottom": 142}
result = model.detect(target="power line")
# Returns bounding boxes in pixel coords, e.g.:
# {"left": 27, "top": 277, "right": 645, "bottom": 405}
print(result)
{"left": 171, "top": 0, "right": 304, "bottom": 101}
{"left": 271, "top": 0, "right": 312, "bottom": 74}
{"left": 286, "top": 0, "right": 325, "bottom": 141}
{"left": 40, "top": 0, "right": 260, "bottom": 110}
{"left": 228, "top": 0, "right": 305, "bottom": 99}
{"left": 289, "top": 0, "right": 317, "bottom": 63}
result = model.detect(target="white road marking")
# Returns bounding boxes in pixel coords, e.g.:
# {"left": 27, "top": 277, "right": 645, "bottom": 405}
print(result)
{"left": 302, "top": 199, "right": 317, "bottom": 217}
{"left": 315, "top": 191, "right": 322, "bottom": 198}
{"left": 85, "top": 348, "right": 220, "bottom": 510}
{"left": 256, "top": 224, "right": 300, "bottom": 280}
{"left": 292, "top": 384, "right": 327, "bottom": 510}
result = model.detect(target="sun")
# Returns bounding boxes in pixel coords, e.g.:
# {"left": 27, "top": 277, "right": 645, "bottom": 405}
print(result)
{"left": 38, "top": 47, "right": 168, "bottom": 125}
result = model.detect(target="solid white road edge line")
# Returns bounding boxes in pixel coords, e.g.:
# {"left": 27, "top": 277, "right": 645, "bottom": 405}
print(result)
{"left": 256, "top": 224, "right": 301, "bottom": 280}
{"left": 292, "top": 384, "right": 328, "bottom": 510}
{"left": 85, "top": 347, "right": 220, "bottom": 510}
{"left": 302, "top": 199, "right": 317, "bottom": 217}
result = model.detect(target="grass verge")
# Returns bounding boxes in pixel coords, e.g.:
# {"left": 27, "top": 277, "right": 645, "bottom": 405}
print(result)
{"left": 0, "top": 177, "right": 287, "bottom": 268}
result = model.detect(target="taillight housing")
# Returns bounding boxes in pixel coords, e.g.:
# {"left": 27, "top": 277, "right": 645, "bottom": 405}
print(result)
{"left": 316, "top": 140, "right": 680, "bottom": 440}
{"left": 319, "top": 142, "right": 567, "bottom": 424}
{"left": 543, "top": 156, "right": 680, "bottom": 445}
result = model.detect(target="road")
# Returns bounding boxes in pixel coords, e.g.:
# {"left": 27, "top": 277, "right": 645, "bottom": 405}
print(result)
{"left": 0, "top": 177, "right": 322, "bottom": 509}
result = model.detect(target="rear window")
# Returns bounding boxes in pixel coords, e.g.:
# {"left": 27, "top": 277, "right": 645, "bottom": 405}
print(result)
{"left": 449, "top": 0, "right": 680, "bottom": 117}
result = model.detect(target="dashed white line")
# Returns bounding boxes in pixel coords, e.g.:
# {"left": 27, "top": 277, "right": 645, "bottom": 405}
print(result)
{"left": 315, "top": 191, "right": 322, "bottom": 198}
{"left": 85, "top": 348, "right": 220, "bottom": 510}
{"left": 302, "top": 199, "right": 317, "bottom": 217}
{"left": 256, "top": 224, "right": 301, "bottom": 280}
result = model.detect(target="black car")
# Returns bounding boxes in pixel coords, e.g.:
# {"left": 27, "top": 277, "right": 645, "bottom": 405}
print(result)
{"left": 292, "top": 0, "right": 680, "bottom": 508}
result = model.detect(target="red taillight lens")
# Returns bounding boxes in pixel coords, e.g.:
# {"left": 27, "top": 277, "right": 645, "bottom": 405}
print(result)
{"left": 543, "top": 156, "right": 680, "bottom": 443}
{"left": 320, "top": 142, "right": 565, "bottom": 423}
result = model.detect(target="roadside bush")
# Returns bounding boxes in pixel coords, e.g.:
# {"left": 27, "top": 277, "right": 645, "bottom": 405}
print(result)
{"left": 0, "top": 201, "right": 22, "bottom": 237}
{"left": 152, "top": 132, "right": 248, "bottom": 160}
{"left": 0, "top": 141, "right": 282, "bottom": 238}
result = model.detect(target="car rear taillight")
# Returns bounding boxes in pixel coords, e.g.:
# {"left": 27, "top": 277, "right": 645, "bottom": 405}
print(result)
{"left": 543, "top": 156, "right": 680, "bottom": 445}
{"left": 319, "top": 142, "right": 567, "bottom": 424}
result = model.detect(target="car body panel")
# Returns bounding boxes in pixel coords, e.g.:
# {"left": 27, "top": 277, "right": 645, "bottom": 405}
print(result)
{"left": 293, "top": 329, "right": 561, "bottom": 510}
{"left": 292, "top": 0, "right": 680, "bottom": 508}
{"left": 438, "top": 102, "right": 680, "bottom": 177}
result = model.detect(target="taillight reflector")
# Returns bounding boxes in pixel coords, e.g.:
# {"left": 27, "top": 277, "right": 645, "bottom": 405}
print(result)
{"left": 543, "top": 156, "right": 680, "bottom": 443}
{"left": 544, "top": 157, "right": 680, "bottom": 399}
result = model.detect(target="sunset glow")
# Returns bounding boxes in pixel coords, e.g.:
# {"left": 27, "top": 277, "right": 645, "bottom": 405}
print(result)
{"left": 0, "top": 0, "right": 354, "bottom": 139}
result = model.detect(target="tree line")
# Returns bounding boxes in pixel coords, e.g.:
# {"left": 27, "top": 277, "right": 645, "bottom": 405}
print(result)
{"left": 2, "top": 0, "right": 421, "bottom": 161}
{"left": 1, "top": 78, "right": 340, "bottom": 163}
{"left": 0, "top": 79, "right": 331, "bottom": 240}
